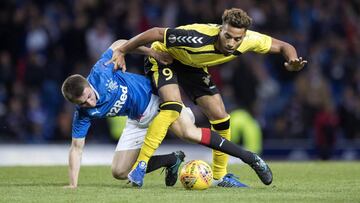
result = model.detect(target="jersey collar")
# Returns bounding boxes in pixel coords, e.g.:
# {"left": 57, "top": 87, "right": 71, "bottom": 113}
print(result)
{"left": 89, "top": 83, "right": 100, "bottom": 100}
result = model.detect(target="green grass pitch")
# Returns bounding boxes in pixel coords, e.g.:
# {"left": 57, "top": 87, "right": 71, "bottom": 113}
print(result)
{"left": 1, "top": 162, "right": 359, "bottom": 203}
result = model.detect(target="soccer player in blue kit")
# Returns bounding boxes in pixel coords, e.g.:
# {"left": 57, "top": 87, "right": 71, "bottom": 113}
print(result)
{"left": 62, "top": 40, "right": 187, "bottom": 188}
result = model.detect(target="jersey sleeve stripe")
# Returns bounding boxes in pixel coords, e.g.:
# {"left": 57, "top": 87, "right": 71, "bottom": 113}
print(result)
{"left": 165, "top": 28, "right": 217, "bottom": 48}
{"left": 163, "top": 28, "right": 169, "bottom": 47}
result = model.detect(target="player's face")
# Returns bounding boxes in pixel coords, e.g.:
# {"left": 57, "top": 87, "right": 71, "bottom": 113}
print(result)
{"left": 75, "top": 86, "right": 97, "bottom": 108}
{"left": 218, "top": 24, "right": 246, "bottom": 55}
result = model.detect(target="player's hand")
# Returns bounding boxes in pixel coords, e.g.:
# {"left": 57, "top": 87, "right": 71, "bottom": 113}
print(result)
{"left": 63, "top": 185, "right": 77, "bottom": 189}
{"left": 151, "top": 50, "right": 173, "bottom": 65}
{"left": 107, "top": 50, "right": 127, "bottom": 72}
{"left": 284, "top": 57, "right": 307, "bottom": 71}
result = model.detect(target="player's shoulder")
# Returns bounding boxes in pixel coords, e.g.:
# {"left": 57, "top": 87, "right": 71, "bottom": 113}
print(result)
{"left": 244, "top": 30, "right": 269, "bottom": 40}
{"left": 101, "top": 48, "right": 114, "bottom": 60}
{"left": 177, "top": 23, "right": 219, "bottom": 29}
{"left": 89, "top": 50, "right": 114, "bottom": 75}
{"left": 238, "top": 29, "right": 272, "bottom": 53}
{"left": 177, "top": 23, "right": 220, "bottom": 36}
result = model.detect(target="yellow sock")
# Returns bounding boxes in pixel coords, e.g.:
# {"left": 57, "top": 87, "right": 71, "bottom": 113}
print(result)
{"left": 210, "top": 115, "right": 231, "bottom": 180}
{"left": 132, "top": 102, "right": 183, "bottom": 169}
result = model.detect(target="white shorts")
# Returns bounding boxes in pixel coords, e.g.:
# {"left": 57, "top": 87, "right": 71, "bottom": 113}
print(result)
{"left": 115, "top": 94, "right": 195, "bottom": 151}
{"left": 115, "top": 94, "right": 160, "bottom": 151}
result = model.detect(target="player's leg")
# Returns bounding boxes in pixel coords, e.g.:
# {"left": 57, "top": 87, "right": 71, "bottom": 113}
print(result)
{"left": 196, "top": 94, "right": 230, "bottom": 179}
{"left": 112, "top": 149, "right": 184, "bottom": 181}
{"left": 170, "top": 111, "right": 247, "bottom": 188}
{"left": 170, "top": 110, "right": 249, "bottom": 165}
{"left": 169, "top": 109, "right": 272, "bottom": 186}
{"left": 132, "top": 84, "right": 183, "bottom": 167}
{"left": 112, "top": 118, "right": 185, "bottom": 186}
{"left": 177, "top": 68, "right": 271, "bottom": 186}
{"left": 177, "top": 68, "right": 231, "bottom": 182}
{"left": 196, "top": 94, "right": 231, "bottom": 180}
{"left": 128, "top": 59, "right": 184, "bottom": 186}
{"left": 112, "top": 149, "right": 140, "bottom": 179}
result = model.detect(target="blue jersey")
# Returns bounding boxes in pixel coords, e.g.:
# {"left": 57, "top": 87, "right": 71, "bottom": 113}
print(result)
{"left": 72, "top": 49, "right": 153, "bottom": 138}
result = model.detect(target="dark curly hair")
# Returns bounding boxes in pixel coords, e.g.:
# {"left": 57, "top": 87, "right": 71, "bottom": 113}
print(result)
{"left": 222, "top": 8, "right": 252, "bottom": 29}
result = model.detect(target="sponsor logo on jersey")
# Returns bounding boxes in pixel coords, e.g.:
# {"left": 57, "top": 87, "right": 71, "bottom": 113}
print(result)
{"left": 168, "top": 34, "right": 176, "bottom": 44}
{"left": 106, "top": 85, "right": 128, "bottom": 117}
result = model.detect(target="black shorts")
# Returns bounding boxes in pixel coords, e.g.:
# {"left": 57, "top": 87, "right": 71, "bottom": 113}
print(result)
{"left": 144, "top": 57, "right": 219, "bottom": 102}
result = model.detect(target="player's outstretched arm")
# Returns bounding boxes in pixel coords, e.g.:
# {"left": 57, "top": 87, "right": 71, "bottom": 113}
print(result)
{"left": 269, "top": 38, "right": 307, "bottom": 71}
{"left": 108, "top": 27, "right": 167, "bottom": 72}
{"left": 64, "top": 138, "right": 85, "bottom": 189}
{"left": 110, "top": 39, "right": 153, "bottom": 56}
{"left": 109, "top": 39, "right": 173, "bottom": 67}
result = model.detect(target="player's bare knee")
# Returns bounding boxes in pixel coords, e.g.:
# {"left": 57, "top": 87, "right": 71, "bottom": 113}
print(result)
{"left": 210, "top": 111, "right": 229, "bottom": 121}
{"left": 111, "top": 167, "right": 129, "bottom": 180}
{"left": 199, "top": 101, "right": 228, "bottom": 120}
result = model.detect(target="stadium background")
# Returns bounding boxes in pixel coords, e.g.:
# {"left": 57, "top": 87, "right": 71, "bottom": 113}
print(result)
{"left": 0, "top": 0, "right": 359, "bottom": 163}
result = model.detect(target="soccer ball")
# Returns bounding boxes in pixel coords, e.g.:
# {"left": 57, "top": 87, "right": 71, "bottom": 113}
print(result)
{"left": 179, "top": 160, "right": 213, "bottom": 190}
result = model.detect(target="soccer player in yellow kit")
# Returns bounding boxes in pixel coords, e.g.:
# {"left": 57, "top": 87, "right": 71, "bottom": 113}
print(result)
{"left": 109, "top": 8, "right": 307, "bottom": 187}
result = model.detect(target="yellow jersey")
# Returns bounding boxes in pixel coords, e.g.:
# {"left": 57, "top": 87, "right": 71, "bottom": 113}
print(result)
{"left": 151, "top": 23, "right": 272, "bottom": 69}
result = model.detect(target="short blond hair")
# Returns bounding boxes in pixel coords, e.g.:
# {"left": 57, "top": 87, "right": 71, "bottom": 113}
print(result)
{"left": 61, "top": 74, "right": 89, "bottom": 103}
{"left": 222, "top": 8, "right": 252, "bottom": 29}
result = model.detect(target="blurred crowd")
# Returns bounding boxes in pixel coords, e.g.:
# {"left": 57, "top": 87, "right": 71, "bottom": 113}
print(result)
{"left": 0, "top": 0, "right": 359, "bottom": 151}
